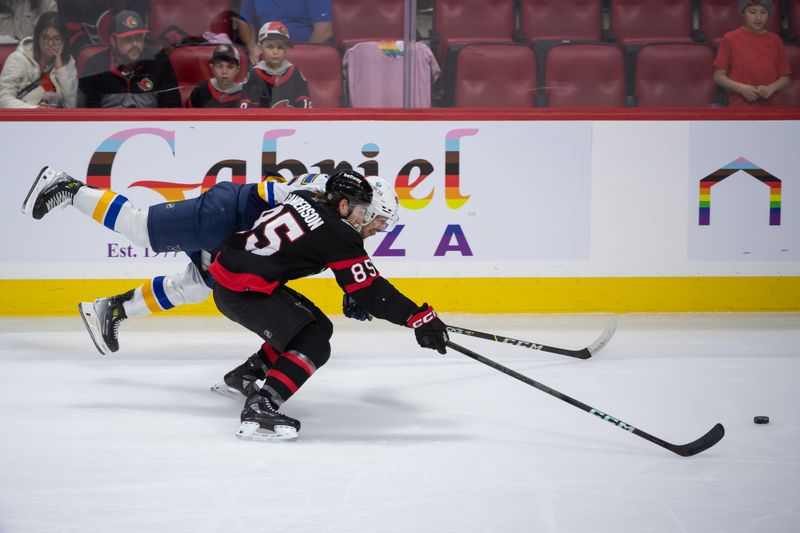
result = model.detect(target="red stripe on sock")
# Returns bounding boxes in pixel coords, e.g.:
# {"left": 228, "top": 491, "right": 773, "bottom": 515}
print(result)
{"left": 283, "top": 352, "right": 315, "bottom": 376}
{"left": 262, "top": 343, "right": 279, "bottom": 365}
{"left": 267, "top": 370, "right": 298, "bottom": 394}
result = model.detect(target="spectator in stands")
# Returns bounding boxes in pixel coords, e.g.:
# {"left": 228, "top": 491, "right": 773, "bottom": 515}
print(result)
{"left": 78, "top": 9, "right": 181, "bottom": 108}
{"left": 238, "top": 0, "right": 332, "bottom": 63}
{"left": 713, "top": 0, "right": 791, "bottom": 107}
{"left": 0, "top": 0, "right": 57, "bottom": 43}
{"left": 0, "top": 11, "right": 76, "bottom": 108}
{"left": 251, "top": 21, "right": 311, "bottom": 108}
{"left": 187, "top": 43, "right": 271, "bottom": 108}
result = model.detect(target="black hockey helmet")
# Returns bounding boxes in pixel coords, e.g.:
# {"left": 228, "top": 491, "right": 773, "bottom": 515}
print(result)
{"left": 325, "top": 169, "right": 373, "bottom": 208}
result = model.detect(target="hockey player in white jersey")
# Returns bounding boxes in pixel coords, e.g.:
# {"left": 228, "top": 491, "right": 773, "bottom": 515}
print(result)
{"left": 22, "top": 166, "right": 329, "bottom": 354}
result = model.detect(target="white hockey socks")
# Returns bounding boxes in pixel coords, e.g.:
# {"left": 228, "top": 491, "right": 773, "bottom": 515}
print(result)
{"left": 72, "top": 187, "right": 151, "bottom": 248}
{"left": 123, "top": 263, "right": 212, "bottom": 318}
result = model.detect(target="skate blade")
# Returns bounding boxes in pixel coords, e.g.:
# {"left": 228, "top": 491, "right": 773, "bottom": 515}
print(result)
{"left": 236, "top": 421, "right": 298, "bottom": 441}
{"left": 22, "top": 166, "right": 55, "bottom": 216}
{"left": 209, "top": 382, "right": 243, "bottom": 399}
{"left": 78, "top": 302, "right": 110, "bottom": 355}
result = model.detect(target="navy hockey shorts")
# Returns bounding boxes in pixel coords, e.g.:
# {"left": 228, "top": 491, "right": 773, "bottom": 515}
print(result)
{"left": 213, "top": 284, "right": 330, "bottom": 354}
{"left": 147, "top": 182, "right": 243, "bottom": 253}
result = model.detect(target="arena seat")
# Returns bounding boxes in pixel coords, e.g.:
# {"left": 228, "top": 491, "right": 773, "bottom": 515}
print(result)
{"left": 452, "top": 43, "right": 536, "bottom": 107}
{"left": 536, "top": 42, "right": 625, "bottom": 107}
{"left": 149, "top": 0, "right": 232, "bottom": 44}
{"left": 431, "top": 0, "right": 515, "bottom": 66}
{"left": 286, "top": 44, "right": 343, "bottom": 108}
{"left": 789, "top": 0, "right": 800, "bottom": 41}
{"left": 630, "top": 43, "right": 716, "bottom": 107}
{"left": 698, "top": 0, "right": 782, "bottom": 46}
{"left": 332, "top": 0, "right": 405, "bottom": 49}
{"left": 609, "top": 0, "right": 693, "bottom": 46}
{"left": 518, "top": 0, "right": 603, "bottom": 42}
{"left": 783, "top": 44, "right": 800, "bottom": 108}
{"left": 168, "top": 44, "right": 249, "bottom": 105}
{"left": 75, "top": 44, "right": 110, "bottom": 77}
{"left": 0, "top": 43, "right": 16, "bottom": 74}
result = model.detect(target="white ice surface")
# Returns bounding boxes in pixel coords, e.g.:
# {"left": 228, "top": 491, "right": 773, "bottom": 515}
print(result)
{"left": 0, "top": 313, "right": 798, "bottom": 533}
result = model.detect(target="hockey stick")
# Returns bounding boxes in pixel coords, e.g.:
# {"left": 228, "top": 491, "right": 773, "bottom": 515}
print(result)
{"left": 446, "top": 340, "right": 725, "bottom": 457}
{"left": 446, "top": 318, "right": 617, "bottom": 360}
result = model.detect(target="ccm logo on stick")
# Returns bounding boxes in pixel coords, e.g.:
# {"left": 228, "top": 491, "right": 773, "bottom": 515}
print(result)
{"left": 590, "top": 408, "right": 636, "bottom": 432}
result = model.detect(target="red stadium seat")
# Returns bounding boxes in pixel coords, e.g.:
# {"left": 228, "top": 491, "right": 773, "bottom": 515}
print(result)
{"left": 0, "top": 43, "right": 16, "bottom": 74}
{"left": 452, "top": 43, "right": 536, "bottom": 107}
{"left": 75, "top": 44, "right": 110, "bottom": 77}
{"left": 431, "top": 0, "right": 515, "bottom": 65}
{"left": 519, "top": 0, "right": 603, "bottom": 42}
{"left": 149, "top": 0, "right": 233, "bottom": 44}
{"left": 168, "top": 44, "right": 249, "bottom": 105}
{"left": 783, "top": 44, "right": 800, "bottom": 108}
{"left": 610, "top": 0, "right": 693, "bottom": 46}
{"left": 538, "top": 42, "right": 625, "bottom": 107}
{"left": 332, "top": 0, "right": 405, "bottom": 49}
{"left": 699, "top": 0, "right": 782, "bottom": 46}
{"left": 286, "top": 44, "right": 343, "bottom": 108}
{"left": 631, "top": 43, "right": 716, "bottom": 107}
{"left": 789, "top": 0, "right": 800, "bottom": 41}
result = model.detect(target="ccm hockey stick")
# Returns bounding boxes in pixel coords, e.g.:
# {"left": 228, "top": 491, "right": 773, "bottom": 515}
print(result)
{"left": 446, "top": 318, "right": 617, "bottom": 360}
{"left": 446, "top": 340, "right": 725, "bottom": 457}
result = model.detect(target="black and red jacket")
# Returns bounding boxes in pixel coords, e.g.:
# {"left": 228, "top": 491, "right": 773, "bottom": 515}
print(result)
{"left": 78, "top": 48, "right": 181, "bottom": 108}
{"left": 252, "top": 63, "right": 312, "bottom": 108}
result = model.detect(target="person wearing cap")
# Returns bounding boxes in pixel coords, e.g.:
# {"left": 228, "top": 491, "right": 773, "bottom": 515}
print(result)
{"left": 187, "top": 43, "right": 271, "bottom": 108}
{"left": 238, "top": 0, "right": 332, "bottom": 64}
{"left": 713, "top": 0, "right": 791, "bottom": 107}
{"left": 78, "top": 9, "right": 181, "bottom": 108}
{"left": 250, "top": 21, "right": 312, "bottom": 108}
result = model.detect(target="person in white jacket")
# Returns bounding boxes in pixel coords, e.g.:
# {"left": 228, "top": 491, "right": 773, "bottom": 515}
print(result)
{"left": 0, "top": 10, "right": 76, "bottom": 108}
{"left": 0, "top": 0, "right": 57, "bottom": 43}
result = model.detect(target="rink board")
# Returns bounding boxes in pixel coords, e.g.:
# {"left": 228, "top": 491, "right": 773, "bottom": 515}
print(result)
{"left": 0, "top": 109, "right": 798, "bottom": 314}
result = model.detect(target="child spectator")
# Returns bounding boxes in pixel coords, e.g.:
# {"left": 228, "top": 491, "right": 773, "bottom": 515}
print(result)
{"left": 0, "top": 0, "right": 57, "bottom": 43}
{"left": 251, "top": 21, "right": 311, "bottom": 108}
{"left": 187, "top": 43, "right": 271, "bottom": 108}
{"left": 713, "top": 0, "right": 792, "bottom": 107}
{"left": 0, "top": 11, "right": 76, "bottom": 108}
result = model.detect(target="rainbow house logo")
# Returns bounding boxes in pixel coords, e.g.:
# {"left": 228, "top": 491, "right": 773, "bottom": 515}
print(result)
{"left": 698, "top": 157, "right": 781, "bottom": 226}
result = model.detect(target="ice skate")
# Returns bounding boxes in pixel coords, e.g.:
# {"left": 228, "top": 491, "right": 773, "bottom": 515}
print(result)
{"left": 22, "top": 166, "right": 84, "bottom": 219}
{"left": 78, "top": 291, "right": 132, "bottom": 355}
{"left": 236, "top": 392, "right": 300, "bottom": 441}
{"left": 210, "top": 352, "right": 270, "bottom": 398}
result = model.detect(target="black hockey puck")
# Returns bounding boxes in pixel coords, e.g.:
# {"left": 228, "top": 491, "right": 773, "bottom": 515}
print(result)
{"left": 753, "top": 416, "right": 770, "bottom": 424}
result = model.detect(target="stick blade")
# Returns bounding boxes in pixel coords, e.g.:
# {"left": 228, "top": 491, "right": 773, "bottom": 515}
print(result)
{"left": 669, "top": 423, "right": 725, "bottom": 457}
{"left": 586, "top": 318, "right": 618, "bottom": 357}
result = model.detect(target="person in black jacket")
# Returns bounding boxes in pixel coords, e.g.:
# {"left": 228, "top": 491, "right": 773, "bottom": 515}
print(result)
{"left": 208, "top": 170, "right": 448, "bottom": 442}
{"left": 250, "top": 20, "right": 311, "bottom": 108}
{"left": 186, "top": 43, "right": 271, "bottom": 108}
{"left": 78, "top": 10, "right": 181, "bottom": 108}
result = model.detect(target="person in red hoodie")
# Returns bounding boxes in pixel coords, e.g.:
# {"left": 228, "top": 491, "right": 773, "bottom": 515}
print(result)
{"left": 713, "top": 0, "right": 791, "bottom": 107}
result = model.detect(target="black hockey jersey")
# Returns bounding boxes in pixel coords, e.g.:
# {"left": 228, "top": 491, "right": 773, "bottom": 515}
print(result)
{"left": 209, "top": 190, "right": 416, "bottom": 325}
{"left": 186, "top": 76, "right": 271, "bottom": 108}
{"left": 252, "top": 64, "right": 312, "bottom": 108}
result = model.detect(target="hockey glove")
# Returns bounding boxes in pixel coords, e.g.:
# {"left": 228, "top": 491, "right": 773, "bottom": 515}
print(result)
{"left": 342, "top": 294, "right": 372, "bottom": 321}
{"left": 406, "top": 303, "right": 448, "bottom": 355}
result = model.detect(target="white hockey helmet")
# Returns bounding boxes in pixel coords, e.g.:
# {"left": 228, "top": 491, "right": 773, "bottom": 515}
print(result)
{"left": 365, "top": 176, "right": 399, "bottom": 232}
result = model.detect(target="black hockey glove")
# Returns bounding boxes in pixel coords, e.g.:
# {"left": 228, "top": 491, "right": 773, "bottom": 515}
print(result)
{"left": 342, "top": 294, "right": 372, "bottom": 321}
{"left": 406, "top": 303, "right": 448, "bottom": 355}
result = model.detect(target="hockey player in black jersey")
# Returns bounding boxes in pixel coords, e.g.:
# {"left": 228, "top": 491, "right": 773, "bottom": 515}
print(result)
{"left": 186, "top": 44, "right": 271, "bottom": 108}
{"left": 208, "top": 170, "right": 448, "bottom": 441}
